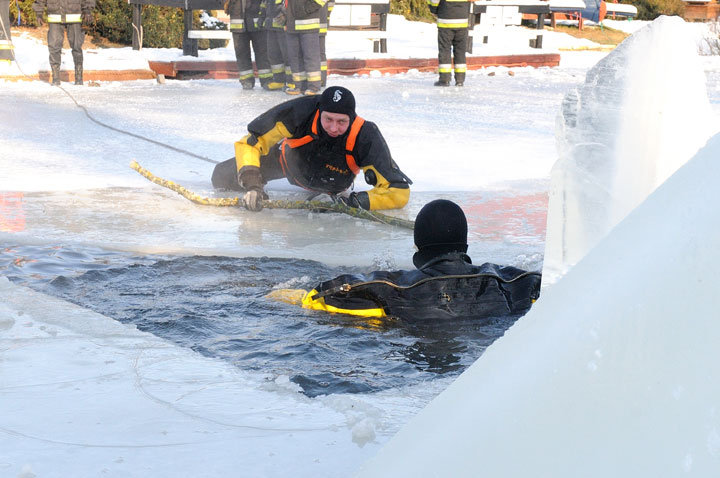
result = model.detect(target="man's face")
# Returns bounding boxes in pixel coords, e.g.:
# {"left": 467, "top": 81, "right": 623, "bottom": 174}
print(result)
{"left": 320, "top": 111, "right": 351, "bottom": 138}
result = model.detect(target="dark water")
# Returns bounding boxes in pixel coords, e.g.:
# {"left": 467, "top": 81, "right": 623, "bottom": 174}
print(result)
{"left": 1, "top": 244, "right": 523, "bottom": 397}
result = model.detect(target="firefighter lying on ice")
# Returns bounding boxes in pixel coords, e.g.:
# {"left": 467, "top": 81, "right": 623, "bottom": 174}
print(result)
{"left": 211, "top": 86, "right": 412, "bottom": 211}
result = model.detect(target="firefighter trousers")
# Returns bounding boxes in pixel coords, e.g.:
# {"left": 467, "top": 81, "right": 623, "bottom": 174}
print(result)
{"left": 319, "top": 33, "right": 327, "bottom": 86}
{"left": 286, "top": 31, "right": 321, "bottom": 92}
{"left": 232, "top": 30, "right": 271, "bottom": 86}
{"left": 437, "top": 27, "right": 468, "bottom": 84}
{"left": 48, "top": 22, "right": 83, "bottom": 69}
{"left": 267, "top": 29, "right": 289, "bottom": 86}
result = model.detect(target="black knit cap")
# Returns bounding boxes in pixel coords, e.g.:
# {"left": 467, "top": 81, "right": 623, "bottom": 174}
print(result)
{"left": 412, "top": 199, "right": 468, "bottom": 268}
{"left": 319, "top": 86, "right": 356, "bottom": 117}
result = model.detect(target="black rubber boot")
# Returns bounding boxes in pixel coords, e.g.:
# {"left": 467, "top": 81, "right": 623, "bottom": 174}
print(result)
{"left": 51, "top": 66, "right": 61, "bottom": 86}
{"left": 74, "top": 65, "right": 83, "bottom": 85}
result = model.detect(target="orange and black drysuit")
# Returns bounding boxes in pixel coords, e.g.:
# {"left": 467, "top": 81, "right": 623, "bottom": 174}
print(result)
{"left": 301, "top": 252, "right": 541, "bottom": 321}
{"left": 212, "top": 95, "right": 411, "bottom": 210}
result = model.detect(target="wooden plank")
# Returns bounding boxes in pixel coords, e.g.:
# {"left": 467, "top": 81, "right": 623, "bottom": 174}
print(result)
{"left": 187, "top": 30, "right": 232, "bottom": 39}
{"left": 4, "top": 69, "right": 157, "bottom": 83}
{"left": 147, "top": 53, "right": 561, "bottom": 79}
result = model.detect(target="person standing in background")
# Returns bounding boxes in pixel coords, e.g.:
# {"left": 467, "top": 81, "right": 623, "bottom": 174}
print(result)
{"left": 227, "top": 0, "right": 272, "bottom": 89}
{"left": 33, "top": 0, "right": 95, "bottom": 85}
{"left": 427, "top": 0, "right": 471, "bottom": 86}
{"left": 284, "top": 0, "right": 324, "bottom": 95}
{"left": 264, "top": 0, "right": 292, "bottom": 90}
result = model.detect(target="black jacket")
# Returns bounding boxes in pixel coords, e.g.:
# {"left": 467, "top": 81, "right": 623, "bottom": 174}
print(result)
{"left": 302, "top": 252, "right": 542, "bottom": 321}
{"left": 427, "top": 0, "right": 470, "bottom": 29}
{"left": 227, "top": 0, "right": 265, "bottom": 32}
{"left": 33, "top": 0, "right": 94, "bottom": 21}
{"left": 285, "top": 0, "right": 325, "bottom": 33}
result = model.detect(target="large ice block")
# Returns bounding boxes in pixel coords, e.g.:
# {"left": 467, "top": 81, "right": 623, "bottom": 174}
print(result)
{"left": 543, "top": 16, "right": 717, "bottom": 286}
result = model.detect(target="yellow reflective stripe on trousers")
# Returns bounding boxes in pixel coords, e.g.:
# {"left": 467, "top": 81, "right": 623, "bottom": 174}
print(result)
{"left": 0, "top": 40, "right": 13, "bottom": 50}
{"left": 438, "top": 63, "right": 452, "bottom": 73}
{"left": 229, "top": 19, "right": 245, "bottom": 30}
{"left": 454, "top": 63, "right": 467, "bottom": 73}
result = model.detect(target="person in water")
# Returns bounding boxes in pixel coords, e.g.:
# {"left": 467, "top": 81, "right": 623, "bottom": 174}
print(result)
{"left": 296, "top": 199, "right": 542, "bottom": 321}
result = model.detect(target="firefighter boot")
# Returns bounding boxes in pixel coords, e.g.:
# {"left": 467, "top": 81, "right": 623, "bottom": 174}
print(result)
{"left": 74, "top": 64, "right": 83, "bottom": 85}
{"left": 51, "top": 66, "right": 61, "bottom": 86}
{"left": 434, "top": 73, "right": 451, "bottom": 87}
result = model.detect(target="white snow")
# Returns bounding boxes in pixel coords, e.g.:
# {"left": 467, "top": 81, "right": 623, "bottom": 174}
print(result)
{"left": 2, "top": 13, "right": 720, "bottom": 478}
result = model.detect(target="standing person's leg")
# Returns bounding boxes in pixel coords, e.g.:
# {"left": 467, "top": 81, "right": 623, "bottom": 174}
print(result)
{"left": 319, "top": 33, "right": 327, "bottom": 87}
{"left": 452, "top": 28, "right": 468, "bottom": 86}
{"left": 232, "top": 31, "right": 255, "bottom": 89}
{"left": 47, "top": 23, "right": 63, "bottom": 85}
{"left": 67, "top": 22, "right": 84, "bottom": 85}
{"left": 267, "top": 31, "right": 285, "bottom": 90}
{"left": 436, "top": 28, "right": 452, "bottom": 86}
{"left": 278, "top": 32, "right": 292, "bottom": 88}
{"left": 300, "top": 31, "right": 321, "bottom": 94}
{"left": 285, "top": 32, "right": 304, "bottom": 95}
{"left": 250, "top": 30, "right": 272, "bottom": 89}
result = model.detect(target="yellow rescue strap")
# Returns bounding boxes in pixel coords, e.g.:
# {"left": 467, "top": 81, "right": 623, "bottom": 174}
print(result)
{"left": 130, "top": 160, "right": 415, "bottom": 230}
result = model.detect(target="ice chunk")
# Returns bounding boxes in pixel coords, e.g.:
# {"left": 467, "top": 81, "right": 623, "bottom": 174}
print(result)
{"left": 544, "top": 16, "right": 718, "bottom": 286}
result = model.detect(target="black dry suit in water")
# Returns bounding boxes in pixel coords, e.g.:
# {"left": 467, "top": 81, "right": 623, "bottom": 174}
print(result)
{"left": 301, "top": 253, "right": 542, "bottom": 321}
{"left": 301, "top": 199, "right": 542, "bottom": 321}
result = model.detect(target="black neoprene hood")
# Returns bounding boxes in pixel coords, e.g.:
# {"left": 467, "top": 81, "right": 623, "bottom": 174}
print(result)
{"left": 319, "top": 86, "right": 356, "bottom": 117}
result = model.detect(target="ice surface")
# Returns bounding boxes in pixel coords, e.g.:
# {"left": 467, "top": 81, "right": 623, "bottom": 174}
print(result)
{"left": 543, "top": 16, "right": 719, "bottom": 285}
{"left": 1, "top": 69, "right": 566, "bottom": 267}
